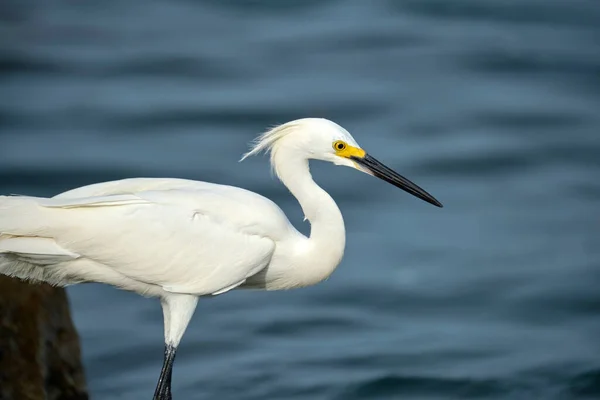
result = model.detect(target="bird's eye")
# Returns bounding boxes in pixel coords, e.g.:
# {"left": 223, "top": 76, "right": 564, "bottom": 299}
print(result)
{"left": 334, "top": 141, "right": 347, "bottom": 151}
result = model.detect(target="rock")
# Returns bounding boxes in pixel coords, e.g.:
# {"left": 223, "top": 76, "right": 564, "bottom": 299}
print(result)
{"left": 0, "top": 276, "right": 88, "bottom": 400}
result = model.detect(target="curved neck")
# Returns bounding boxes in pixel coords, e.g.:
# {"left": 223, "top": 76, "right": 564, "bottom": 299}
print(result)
{"left": 272, "top": 148, "right": 346, "bottom": 276}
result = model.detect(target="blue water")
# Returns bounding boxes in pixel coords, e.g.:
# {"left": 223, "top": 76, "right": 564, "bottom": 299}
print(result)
{"left": 1, "top": 1, "right": 599, "bottom": 399}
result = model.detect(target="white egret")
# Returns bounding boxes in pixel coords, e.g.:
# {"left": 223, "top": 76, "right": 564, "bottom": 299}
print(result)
{"left": 0, "top": 118, "right": 442, "bottom": 399}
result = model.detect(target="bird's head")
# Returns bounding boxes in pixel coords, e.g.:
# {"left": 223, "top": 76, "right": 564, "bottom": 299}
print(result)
{"left": 241, "top": 118, "right": 442, "bottom": 208}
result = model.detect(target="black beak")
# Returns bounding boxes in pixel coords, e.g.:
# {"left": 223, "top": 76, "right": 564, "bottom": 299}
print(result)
{"left": 351, "top": 154, "right": 443, "bottom": 208}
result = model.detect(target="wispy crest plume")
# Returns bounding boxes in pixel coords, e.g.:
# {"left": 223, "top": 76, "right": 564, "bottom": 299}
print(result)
{"left": 239, "top": 121, "right": 300, "bottom": 163}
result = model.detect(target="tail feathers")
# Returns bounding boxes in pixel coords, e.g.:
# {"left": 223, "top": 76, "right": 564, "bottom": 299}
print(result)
{"left": 0, "top": 195, "right": 56, "bottom": 236}
{"left": 0, "top": 236, "right": 80, "bottom": 265}
{"left": 0, "top": 193, "right": 147, "bottom": 237}
{"left": 0, "top": 236, "right": 80, "bottom": 286}
{"left": 0, "top": 193, "right": 146, "bottom": 287}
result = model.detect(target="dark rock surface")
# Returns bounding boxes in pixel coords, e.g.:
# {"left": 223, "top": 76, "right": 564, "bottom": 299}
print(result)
{"left": 0, "top": 276, "right": 88, "bottom": 400}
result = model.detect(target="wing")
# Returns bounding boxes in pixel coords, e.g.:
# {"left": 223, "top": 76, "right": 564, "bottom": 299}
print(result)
{"left": 54, "top": 178, "right": 296, "bottom": 240}
{"left": 0, "top": 190, "right": 277, "bottom": 296}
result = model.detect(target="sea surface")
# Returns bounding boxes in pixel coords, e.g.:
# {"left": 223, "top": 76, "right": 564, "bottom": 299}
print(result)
{"left": 1, "top": 1, "right": 599, "bottom": 399}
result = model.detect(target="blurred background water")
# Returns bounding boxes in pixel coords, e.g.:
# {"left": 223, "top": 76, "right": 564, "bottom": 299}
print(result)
{"left": 1, "top": 0, "right": 599, "bottom": 399}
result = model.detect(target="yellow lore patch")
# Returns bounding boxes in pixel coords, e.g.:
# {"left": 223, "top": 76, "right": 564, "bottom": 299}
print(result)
{"left": 332, "top": 140, "right": 366, "bottom": 159}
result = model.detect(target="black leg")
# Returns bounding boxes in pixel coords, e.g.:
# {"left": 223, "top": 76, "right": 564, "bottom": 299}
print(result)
{"left": 153, "top": 344, "right": 177, "bottom": 400}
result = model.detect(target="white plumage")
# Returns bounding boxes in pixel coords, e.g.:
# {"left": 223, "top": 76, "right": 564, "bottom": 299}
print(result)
{"left": 0, "top": 118, "right": 442, "bottom": 400}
